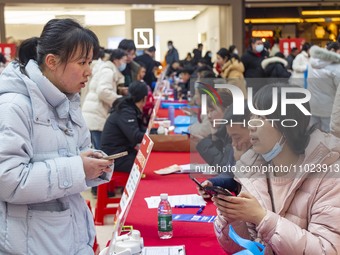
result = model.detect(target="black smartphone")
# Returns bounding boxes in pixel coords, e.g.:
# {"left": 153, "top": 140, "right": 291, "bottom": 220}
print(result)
{"left": 191, "top": 177, "right": 204, "bottom": 189}
{"left": 191, "top": 178, "right": 233, "bottom": 197}
{"left": 204, "top": 186, "right": 233, "bottom": 197}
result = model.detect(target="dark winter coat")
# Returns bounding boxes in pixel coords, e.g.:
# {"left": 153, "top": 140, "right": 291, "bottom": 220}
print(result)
{"left": 101, "top": 98, "right": 146, "bottom": 172}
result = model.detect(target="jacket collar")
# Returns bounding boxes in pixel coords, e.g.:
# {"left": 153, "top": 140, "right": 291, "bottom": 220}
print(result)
{"left": 25, "top": 60, "right": 83, "bottom": 127}
{"left": 236, "top": 130, "right": 340, "bottom": 215}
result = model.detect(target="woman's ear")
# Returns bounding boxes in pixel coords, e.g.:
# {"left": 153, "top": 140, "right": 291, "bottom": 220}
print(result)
{"left": 45, "top": 53, "right": 59, "bottom": 71}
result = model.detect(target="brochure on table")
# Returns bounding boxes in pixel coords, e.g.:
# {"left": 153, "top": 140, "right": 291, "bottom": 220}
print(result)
{"left": 105, "top": 133, "right": 154, "bottom": 255}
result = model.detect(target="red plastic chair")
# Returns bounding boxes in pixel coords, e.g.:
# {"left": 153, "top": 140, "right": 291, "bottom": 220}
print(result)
{"left": 94, "top": 172, "right": 129, "bottom": 225}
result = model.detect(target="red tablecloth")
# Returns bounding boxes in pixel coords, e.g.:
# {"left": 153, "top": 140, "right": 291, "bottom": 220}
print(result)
{"left": 125, "top": 152, "right": 227, "bottom": 255}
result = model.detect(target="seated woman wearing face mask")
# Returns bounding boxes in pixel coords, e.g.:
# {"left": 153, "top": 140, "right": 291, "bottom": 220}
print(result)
{"left": 213, "top": 82, "right": 340, "bottom": 255}
{"left": 82, "top": 49, "right": 127, "bottom": 150}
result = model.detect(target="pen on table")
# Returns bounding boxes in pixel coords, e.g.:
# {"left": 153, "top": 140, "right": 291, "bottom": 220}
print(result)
{"left": 196, "top": 206, "right": 205, "bottom": 215}
{"left": 174, "top": 205, "right": 203, "bottom": 208}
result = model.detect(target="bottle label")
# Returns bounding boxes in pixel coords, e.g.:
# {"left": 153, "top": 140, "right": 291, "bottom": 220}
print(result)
{"left": 158, "top": 214, "right": 172, "bottom": 232}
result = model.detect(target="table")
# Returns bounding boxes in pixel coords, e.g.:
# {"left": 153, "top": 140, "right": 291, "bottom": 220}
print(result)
{"left": 124, "top": 151, "right": 227, "bottom": 255}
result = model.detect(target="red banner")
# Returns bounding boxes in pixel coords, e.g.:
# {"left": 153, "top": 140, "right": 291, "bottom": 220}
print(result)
{"left": 280, "top": 38, "right": 306, "bottom": 57}
{"left": 0, "top": 43, "right": 16, "bottom": 61}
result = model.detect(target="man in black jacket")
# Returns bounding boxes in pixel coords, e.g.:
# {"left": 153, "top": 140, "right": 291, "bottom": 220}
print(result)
{"left": 241, "top": 37, "right": 269, "bottom": 94}
{"left": 134, "top": 46, "right": 157, "bottom": 87}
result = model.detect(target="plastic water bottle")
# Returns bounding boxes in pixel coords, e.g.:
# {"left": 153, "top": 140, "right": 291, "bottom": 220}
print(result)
{"left": 168, "top": 105, "right": 175, "bottom": 126}
{"left": 158, "top": 193, "right": 173, "bottom": 239}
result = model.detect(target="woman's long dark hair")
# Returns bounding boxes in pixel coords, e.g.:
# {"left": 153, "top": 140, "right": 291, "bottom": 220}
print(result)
{"left": 17, "top": 18, "right": 99, "bottom": 67}
{"left": 112, "top": 81, "right": 148, "bottom": 112}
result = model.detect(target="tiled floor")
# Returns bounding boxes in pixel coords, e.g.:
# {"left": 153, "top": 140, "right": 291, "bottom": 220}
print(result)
{"left": 81, "top": 189, "right": 115, "bottom": 252}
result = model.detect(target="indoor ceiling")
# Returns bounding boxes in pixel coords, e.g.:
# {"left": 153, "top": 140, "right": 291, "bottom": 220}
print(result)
{"left": 4, "top": 4, "right": 207, "bottom": 25}
{"left": 4, "top": 1, "right": 340, "bottom": 25}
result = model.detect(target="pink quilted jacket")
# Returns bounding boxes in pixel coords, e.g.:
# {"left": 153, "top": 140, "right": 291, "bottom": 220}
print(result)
{"left": 214, "top": 130, "right": 340, "bottom": 255}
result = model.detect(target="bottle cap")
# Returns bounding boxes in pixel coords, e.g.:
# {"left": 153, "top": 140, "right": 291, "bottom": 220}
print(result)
{"left": 160, "top": 193, "right": 168, "bottom": 199}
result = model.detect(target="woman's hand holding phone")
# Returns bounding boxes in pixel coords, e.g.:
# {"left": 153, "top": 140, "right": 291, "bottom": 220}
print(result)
{"left": 80, "top": 151, "right": 113, "bottom": 180}
{"left": 212, "top": 192, "right": 266, "bottom": 225}
{"left": 197, "top": 180, "right": 214, "bottom": 199}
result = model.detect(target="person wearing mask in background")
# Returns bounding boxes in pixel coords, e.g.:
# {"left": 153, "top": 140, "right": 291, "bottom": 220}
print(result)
{"left": 286, "top": 47, "right": 299, "bottom": 71}
{"left": 101, "top": 81, "right": 148, "bottom": 173}
{"left": 241, "top": 37, "right": 268, "bottom": 94}
{"left": 134, "top": 46, "right": 157, "bottom": 87}
{"left": 82, "top": 49, "right": 126, "bottom": 151}
{"left": 214, "top": 83, "right": 340, "bottom": 255}
{"left": 118, "top": 39, "right": 140, "bottom": 91}
{"left": 203, "top": 50, "right": 214, "bottom": 68}
{"left": 192, "top": 43, "right": 203, "bottom": 67}
{"left": 228, "top": 45, "right": 239, "bottom": 57}
{"left": 290, "top": 42, "right": 311, "bottom": 88}
{"left": 0, "top": 18, "right": 113, "bottom": 254}
{"left": 82, "top": 49, "right": 126, "bottom": 197}
{"left": 165, "top": 40, "right": 179, "bottom": 66}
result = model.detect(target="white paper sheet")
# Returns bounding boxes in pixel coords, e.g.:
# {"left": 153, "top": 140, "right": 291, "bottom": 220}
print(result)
{"left": 142, "top": 245, "right": 185, "bottom": 255}
{"left": 144, "top": 194, "right": 206, "bottom": 209}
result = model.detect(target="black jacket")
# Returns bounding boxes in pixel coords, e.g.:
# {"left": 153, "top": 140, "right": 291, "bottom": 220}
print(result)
{"left": 101, "top": 98, "right": 146, "bottom": 172}
{"left": 261, "top": 56, "right": 291, "bottom": 80}
{"left": 241, "top": 49, "right": 268, "bottom": 94}
{"left": 241, "top": 49, "right": 268, "bottom": 78}
{"left": 196, "top": 127, "right": 234, "bottom": 170}
{"left": 134, "top": 53, "right": 156, "bottom": 87}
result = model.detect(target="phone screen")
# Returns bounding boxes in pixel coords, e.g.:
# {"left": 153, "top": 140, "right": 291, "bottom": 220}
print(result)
{"left": 204, "top": 186, "right": 233, "bottom": 197}
{"left": 102, "top": 151, "right": 128, "bottom": 160}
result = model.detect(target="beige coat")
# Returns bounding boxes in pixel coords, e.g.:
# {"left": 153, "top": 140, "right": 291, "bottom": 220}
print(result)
{"left": 221, "top": 58, "right": 245, "bottom": 79}
{"left": 214, "top": 130, "right": 340, "bottom": 255}
{"left": 82, "top": 61, "right": 123, "bottom": 131}
{"left": 220, "top": 58, "right": 247, "bottom": 96}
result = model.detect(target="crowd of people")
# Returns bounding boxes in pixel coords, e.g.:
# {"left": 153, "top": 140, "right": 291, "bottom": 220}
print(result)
{"left": 1, "top": 17, "right": 340, "bottom": 255}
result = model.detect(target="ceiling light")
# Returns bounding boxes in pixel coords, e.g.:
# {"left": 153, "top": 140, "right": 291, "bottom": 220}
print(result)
{"left": 302, "top": 10, "right": 340, "bottom": 16}
{"left": 245, "top": 18, "right": 303, "bottom": 24}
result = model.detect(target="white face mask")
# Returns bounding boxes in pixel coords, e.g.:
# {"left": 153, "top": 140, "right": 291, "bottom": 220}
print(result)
{"left": 118, "top": 63, "right": 126, "bottom": 72}
{"left": 233, "top": 49, "right": 238, "bottom": 55}
{"left": 261, "top": 136, "right": 285, "bottom": 162}
{"left": 255, "top": 44, "right": 264, "bottom": 53}
{"left": 168, "top": 45, "right": 173, "bottom": 50}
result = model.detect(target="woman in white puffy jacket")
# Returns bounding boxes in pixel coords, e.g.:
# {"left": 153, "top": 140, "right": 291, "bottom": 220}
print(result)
{"left": 82, "top": 49, "right": 127, "bottom": 149}
{"left": 0, "top": 18, "right": 113, "bottom": 254}
{"left": 289, "top": 42, "right": 311, "bottom": 88}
